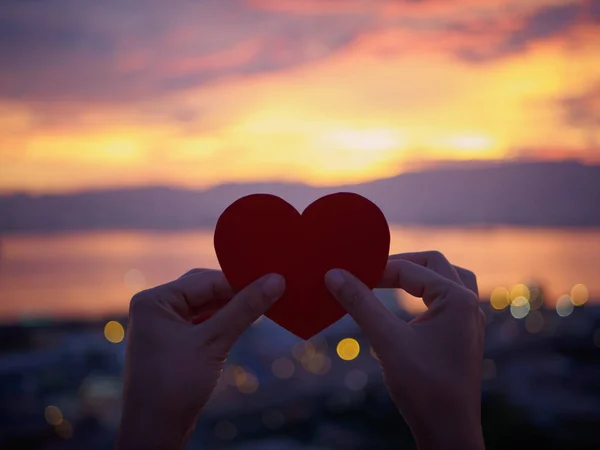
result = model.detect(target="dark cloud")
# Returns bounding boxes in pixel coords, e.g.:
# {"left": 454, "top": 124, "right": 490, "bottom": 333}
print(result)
{"left": 560, "top": 81, "right": 600, "bottom": 147}
{"left": 454, "top": 2, "right": 594, "bottom": 62}
{"left": 0, "top": 1, "right": 375, "bottom": 103}
{"left": 0, "top": 0, "right": 596, "bottom": 105}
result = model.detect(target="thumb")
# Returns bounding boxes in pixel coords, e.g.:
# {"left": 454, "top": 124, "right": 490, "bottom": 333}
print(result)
{"left": 325, "top": 269, "right": 399, "bottom": 340}
{"left": 202, "top": 274, "right": 285, "bottom": 348}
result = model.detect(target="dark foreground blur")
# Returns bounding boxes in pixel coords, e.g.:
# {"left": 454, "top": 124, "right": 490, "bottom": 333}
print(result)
{"left": 1, "top": 288, "right": 599, "bottom": 450}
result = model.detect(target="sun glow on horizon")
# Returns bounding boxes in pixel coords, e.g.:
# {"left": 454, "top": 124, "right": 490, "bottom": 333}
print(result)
{"left": 1, "top": 1, "right": 599, "bottom": 193}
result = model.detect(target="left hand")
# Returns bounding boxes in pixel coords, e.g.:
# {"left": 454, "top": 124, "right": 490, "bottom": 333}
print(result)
{"left": 116, "top": 269, "right": 285, "bottom": 450}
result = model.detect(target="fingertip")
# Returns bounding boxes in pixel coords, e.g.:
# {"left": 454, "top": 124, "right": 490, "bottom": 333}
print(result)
{"left": 261, "top": 273, "right": 286, "bottom": 299}
{"left": 325, "top": 269, "right": 345, "bottom": 293}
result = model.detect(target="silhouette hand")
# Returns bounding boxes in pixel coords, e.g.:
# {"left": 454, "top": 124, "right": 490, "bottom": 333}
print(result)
{"left": 325, "top": 252, "right": 485, "bottom": 450}
{"left": 117, "top": 269, "right": 285, "bottom": 450}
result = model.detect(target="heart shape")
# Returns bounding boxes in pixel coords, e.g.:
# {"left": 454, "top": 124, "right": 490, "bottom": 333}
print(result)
{"left": 214, "top": 192, "right": 390, "bottom": 340}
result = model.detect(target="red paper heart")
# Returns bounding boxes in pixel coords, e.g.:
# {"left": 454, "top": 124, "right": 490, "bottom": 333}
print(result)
{"left": 214, "top": 192, "right": 390, "bottom": 340}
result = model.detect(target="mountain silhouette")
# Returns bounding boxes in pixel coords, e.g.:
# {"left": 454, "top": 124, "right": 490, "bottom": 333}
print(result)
{"left": 1, "top": 160, "right": 599, "bottom": 233}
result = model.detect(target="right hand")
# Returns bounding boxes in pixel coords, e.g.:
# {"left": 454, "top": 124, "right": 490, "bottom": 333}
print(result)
{"left": 325, "top": 251, "right": 486, "bottom": 450}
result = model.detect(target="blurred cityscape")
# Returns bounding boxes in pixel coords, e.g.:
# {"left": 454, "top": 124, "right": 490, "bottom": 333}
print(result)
{"left": 1, "top": 283, "right": 598, "bottom": 450}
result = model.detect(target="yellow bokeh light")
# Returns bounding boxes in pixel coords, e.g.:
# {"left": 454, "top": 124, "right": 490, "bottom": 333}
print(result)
{"left": 104, "top": 321, "right": 125, "bottom": 343}
{"left": 570, "top": 284, "right": 589, "bottom": 306}
{"left": 238, "top": 374, "right": 259, "bottom": 394}
{"left": 44, "top": 405, "right": 63, "bottom": 426}
{"left": 490, "top": 287, "right": 510, "bottom": 310}
{"left": 55, "top": 420, "right": 73, "bottom": 439}
{"left": 336, "top": 338, "right": 360, "bottom": 361}
{"left": 510, "top": 284, "right": 530, "bottom": 303}
{"left": 302, "top": 353, "right": 331, "bottom": 375}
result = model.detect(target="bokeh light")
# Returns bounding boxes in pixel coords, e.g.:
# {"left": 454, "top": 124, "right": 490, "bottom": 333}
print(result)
{"left": 556, "top": 295, "right": 575, "bottom": 317}
{"left": 344, "top": 369, "right": 368, "bottom": 391}
{"left": 528, "top": 285, "right": 544, "bottom": 311}
{"left": 124, "top": 268, "right": 147, "bottom": 292}
{"left": 525, "top": 311, "right": 545, "bottom": 334}
{"left": 570, "top": 284, "right": 589, "bottom": 306}
{"left": 225, "top": 366, "right": 259, "bottom": 394}
{"left": 54, "top": 420, "right": 73, "bottom": 439}
{"left": 510, "top": 284, "right": 530, "bottom": 303}
{"left": 262, "top": 410, "right": 285, "bottom": 430}
{"left": 510, "top": 296, "right": 530, "bottom": 319}
{"left": 104, "top": 321, "right": 125, "bottom": 343}
{"left": 302, "top": 353, "right": 331, "bottom": 375}
{"left": 293, "top": 341, "right": 315, "bottom": 361}
{"left": 336, "top": 338, "right": 360, "bottom": 361}
{"left": 271, "top": 357, "right": 295, "bottom": 379}
{"left": 215, "top": 421, "right": 237, "bottom": 441}
{"left": 490, "top": 287, "right": 510, "bottom": 310}
{"left": 44, "top": 405, "right": 63, "bottom": 426}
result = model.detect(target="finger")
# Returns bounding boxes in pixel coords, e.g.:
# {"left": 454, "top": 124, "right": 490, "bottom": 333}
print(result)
{"left": 387, "top": 251, "right": 462, "bottom": 285}
{"left": 179, "top": 268, "right": 211, "bottom": 279}
{"left": 379, "top": 260, "right": 469, "bottom": 308}
{"left": 325, "top": 269, "right": 402, "bottom": 340}
{"left": 166, "top": 271, "right": 235, "bottom": 315}
{"left": 454, "top": 266, "right": 479, "bottom": 296}
{"left": 191, "top": 298, "right": 231, "bottom": 324}
{"left": 201, "top": 274, "right": 285, "bottom": 347}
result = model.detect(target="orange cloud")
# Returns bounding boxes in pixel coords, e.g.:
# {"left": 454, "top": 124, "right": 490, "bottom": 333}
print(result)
{"left": 0, "top": 0, "right": 599, "bottom": 193}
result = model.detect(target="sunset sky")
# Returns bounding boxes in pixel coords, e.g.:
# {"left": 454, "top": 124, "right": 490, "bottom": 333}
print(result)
{"left": 1, "top": 0, "right": 599, "bottom": 193}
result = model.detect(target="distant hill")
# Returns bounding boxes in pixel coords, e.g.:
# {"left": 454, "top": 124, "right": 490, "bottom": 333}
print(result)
{"left": 1, "top": 160, "right": 599, "bottom": 232}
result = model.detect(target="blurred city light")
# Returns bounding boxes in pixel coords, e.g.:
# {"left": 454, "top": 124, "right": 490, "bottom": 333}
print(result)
{"left": 525, "top": 311, "right": 545, "bottom": 334}
{"left": 490, "top": 287, "right": 510, "bottom": 310}
{"left": 527, "top": 284, "right": 544, "bottom": 310}
{"left": 556, "top": 295, "right": 575, "bottom": 317}
{"left": 302, "top": 353, "right": 331, "bottom": 375}
{"left": 215, "top": 421, "right": 237, "bottom": 441}
{"left": 104, "top": 321, "right": 125, "bottom": 343}
{"left": 55, "top": 420, "right": 73, "bottom": 439}
{"left": 238, "top": 373, "right": 259, "bottom": 394}
{"left": 570, "top": 284, "right": 589, "bottom": 306}
{"left": 44, "top": 405, "right": 63, "bottom": 426}
{"left": 336, "top": 338, "right": 360, "bottom": 361}
{"left": 510, "top": 284, "right": 531, "bottom": 303}
{"left": 224, "top": 365, "right": 259, "bottom": 394}
{"left": 224, "top": 365, "right": 246, "bottom": 387}
{"left": 124, "top": 268, "right": 147, "bottom": 292}
{"left": 271, "top": 357, "right": 295, "bottom": 379}
{"left": 293, "top": 341, "right": 315, "bottom": 361}
{"left": 510, "top": 296, "right": 530, "bottom": 319}
{"left": 344, "top": 369, "right": 368, "bottom": 391}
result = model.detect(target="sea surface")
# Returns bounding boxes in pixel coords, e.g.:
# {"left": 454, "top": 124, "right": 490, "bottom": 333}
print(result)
{"left": 0, "top": 227, "right": 599, "bottom": 322}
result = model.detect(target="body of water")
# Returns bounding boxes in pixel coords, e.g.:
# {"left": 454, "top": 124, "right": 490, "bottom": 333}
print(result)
{"left": 0, "top": 227, "right": 598, "bottom": 321}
